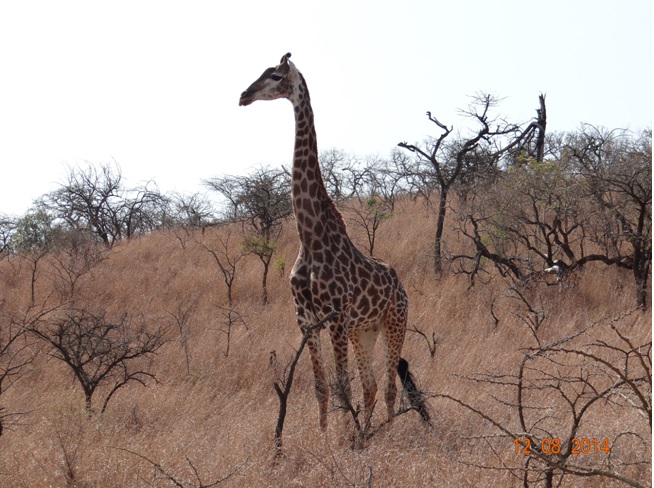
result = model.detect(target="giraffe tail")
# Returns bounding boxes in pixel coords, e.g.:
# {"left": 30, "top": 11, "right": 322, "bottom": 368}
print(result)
{"left": 397, "top": 357, "right": 431, "bottom": 424}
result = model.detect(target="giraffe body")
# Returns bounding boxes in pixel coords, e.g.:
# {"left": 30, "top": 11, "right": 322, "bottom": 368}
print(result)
{"left": 240, "top": 53, "right": 408, "bottom": 429}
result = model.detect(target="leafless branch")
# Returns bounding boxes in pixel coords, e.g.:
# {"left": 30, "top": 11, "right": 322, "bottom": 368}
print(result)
{"left": 273, "top": 309, "right": 339, "bottom": 457}
{"left": 116, "top": 448, "right": 246, "bottom": 487}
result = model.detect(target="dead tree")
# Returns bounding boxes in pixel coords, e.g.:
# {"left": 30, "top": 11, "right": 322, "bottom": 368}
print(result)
{"left": 214, "top": 305, "right": 247, "bottom": 358}
{"left": 166, "top": 293, "right": 203, "bottom": 376}
{"left": 204, "top": 166, "right": 292, "bottom": 305}
{"left": 49, "top": 234, "right": 110, "bottom": 302}
{"left": 399, "top": 94, "right": 546, "bottom": 273}
{"left": 40, "top": 162, "right": 168, "bottom": 247}
{"left": 30, "top": 308, "right": 166, "bottom": 413}
{"left": 199, "top": 227, "right": 246, "bottom": 307}
{"left": 344, "top": 156, "right": 408, "bottom": 256}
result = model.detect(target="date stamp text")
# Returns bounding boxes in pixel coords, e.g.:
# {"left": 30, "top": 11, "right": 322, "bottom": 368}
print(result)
{"left": 514, "top": 437, "right": 610, "bottom": 455}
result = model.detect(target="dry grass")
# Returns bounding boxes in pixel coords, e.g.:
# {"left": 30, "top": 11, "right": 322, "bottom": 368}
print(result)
{"left": 0, "top": 198, "right": 650, "bottom": 487}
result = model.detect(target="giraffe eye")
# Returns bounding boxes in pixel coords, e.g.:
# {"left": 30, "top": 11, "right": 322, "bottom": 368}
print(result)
{"left": 270, "top": 74, "right": 283, "bottom": 81}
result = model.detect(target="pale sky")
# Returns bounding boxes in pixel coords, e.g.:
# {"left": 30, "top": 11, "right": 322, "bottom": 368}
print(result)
{"left": 0, "top": 0, "right": 651, "bottom": 216}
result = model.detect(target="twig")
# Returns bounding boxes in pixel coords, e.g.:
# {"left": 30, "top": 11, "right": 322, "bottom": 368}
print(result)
{"left": 115, "top": 447, "right": 245, "bottom": 487}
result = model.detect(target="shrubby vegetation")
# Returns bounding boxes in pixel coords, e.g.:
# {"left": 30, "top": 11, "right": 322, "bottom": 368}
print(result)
{"left": 3, "top": 102, "right": 648, "bottom": 307}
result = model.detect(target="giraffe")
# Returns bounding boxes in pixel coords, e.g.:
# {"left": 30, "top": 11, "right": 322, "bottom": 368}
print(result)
{"left": 239, "top": 53, "right": 414, "bottom": 430}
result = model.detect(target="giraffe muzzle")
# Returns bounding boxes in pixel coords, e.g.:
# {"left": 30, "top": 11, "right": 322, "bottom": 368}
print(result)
{"left": 239, "top": 91, "right": 254, "bottom": 106}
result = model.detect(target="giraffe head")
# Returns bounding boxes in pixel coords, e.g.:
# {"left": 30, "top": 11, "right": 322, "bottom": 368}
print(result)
{"left": 239, "top": 52, "right": 298, "bottom": 106}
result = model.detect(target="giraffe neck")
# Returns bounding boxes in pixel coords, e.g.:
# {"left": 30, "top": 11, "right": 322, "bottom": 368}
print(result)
{"left": 290, "top": 73, "right": 346, "bottom": 247}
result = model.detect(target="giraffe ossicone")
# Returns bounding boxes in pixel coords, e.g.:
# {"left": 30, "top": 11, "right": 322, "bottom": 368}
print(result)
{"left": 240, "top": 53, "right": 416, "bottom": 430}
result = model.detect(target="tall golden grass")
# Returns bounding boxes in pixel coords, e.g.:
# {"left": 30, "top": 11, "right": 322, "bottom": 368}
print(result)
{"left": 0, "top": 197, "right": 650, "bottom": 487}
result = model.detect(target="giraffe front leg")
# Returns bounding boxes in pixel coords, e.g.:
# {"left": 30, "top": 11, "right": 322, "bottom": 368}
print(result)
{"left": 292, "top": 263, "right": 330, "bottom": 429}
{"left": 328, "top": 320, "right": 352, "bottom": 412}
{"left": 304, "top": 325, "right": 329, "bottom": 431}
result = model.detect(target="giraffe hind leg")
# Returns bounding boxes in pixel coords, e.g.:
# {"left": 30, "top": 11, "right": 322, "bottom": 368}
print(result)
{"left": 349, "top": 327, "right": 380, "bottom": 415}
{"left": 382, "top": 301, "right": 407, "bottom": 421}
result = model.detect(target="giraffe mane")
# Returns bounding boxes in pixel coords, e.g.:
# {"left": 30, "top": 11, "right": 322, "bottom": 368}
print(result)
{"left": 326, "top": 194, "right": 347, "bottom": 230}
{"left": 294, "top": 70, "right": 348, "bottom": 231}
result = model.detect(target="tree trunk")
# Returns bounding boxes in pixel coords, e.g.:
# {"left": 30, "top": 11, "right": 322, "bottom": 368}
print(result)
{"left": 261, "top": 259, "right": 270, "bottom": 305}
{"left": 633, "top": 202, "right": 650, "bottom": 309}
{"left": 84, "top": 392, "right": 93, "bottom": 413}
{"left": 433, "top": 187, "right": 448, "bottom": 273}
{"left": 535, "top": 94, "right": 547, "bottom": 163}
{"left": 634, "top": 255, "right": 649, "bottom": 309}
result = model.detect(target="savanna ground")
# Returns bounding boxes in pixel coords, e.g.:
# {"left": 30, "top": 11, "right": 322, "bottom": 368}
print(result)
{"left": 0, "top": 197, "right": 650, "bottom": 487}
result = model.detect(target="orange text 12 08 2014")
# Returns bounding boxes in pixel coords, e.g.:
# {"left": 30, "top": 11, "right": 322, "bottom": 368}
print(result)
{"left": 514, "top": 437, "right": 610, "bottom": 455}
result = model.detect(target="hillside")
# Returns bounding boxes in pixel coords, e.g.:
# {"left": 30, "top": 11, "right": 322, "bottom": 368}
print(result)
{"left": 0, "top": 197, "right": 650, "bottom": 487}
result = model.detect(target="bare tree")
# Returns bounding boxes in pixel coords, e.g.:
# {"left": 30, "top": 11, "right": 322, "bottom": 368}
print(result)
{"left": 199, "top": 227, "right": 246, "bottom": 306}
{"left": 242, "top": 234, "right": 279, "bottom": 305}
{"left": 30, "top": 308, "right": 166, "bottom": 413}
{"left": 214, "top": 305, "right": 246, "bottom": 358}
{"left": 343, "top": 156, "right": 409, "bottom": 256}
{"left": 319, "top": 149, "right": 369, "bottom": 202}
{"left": 204, "top": 167, "right": 292, "bottom": 304}
{"left": 168, "top": 192, "right": 216, "bottom": 229}
{"left": 204, "top": 166, "right": 292, "bottom": 227}
{"left": 565, "top": 126, "right": 652, "bottom": 308}
{"left": 40, "top": 162, "right": 169, "bottom": 247}
{"left": 166, "top": 293, "right": 203, "bottom": 376}
{"left": 117, "top": 181, "right": 170, "bottom": 239}
{"left": 345, "top": 195, "right": 393, "bottom": 256}
{"left": 49, "top": 233, "right": 110, "bottom": 302}
{"left": 399, "top": 94, "right": 546, "bottom": 273}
